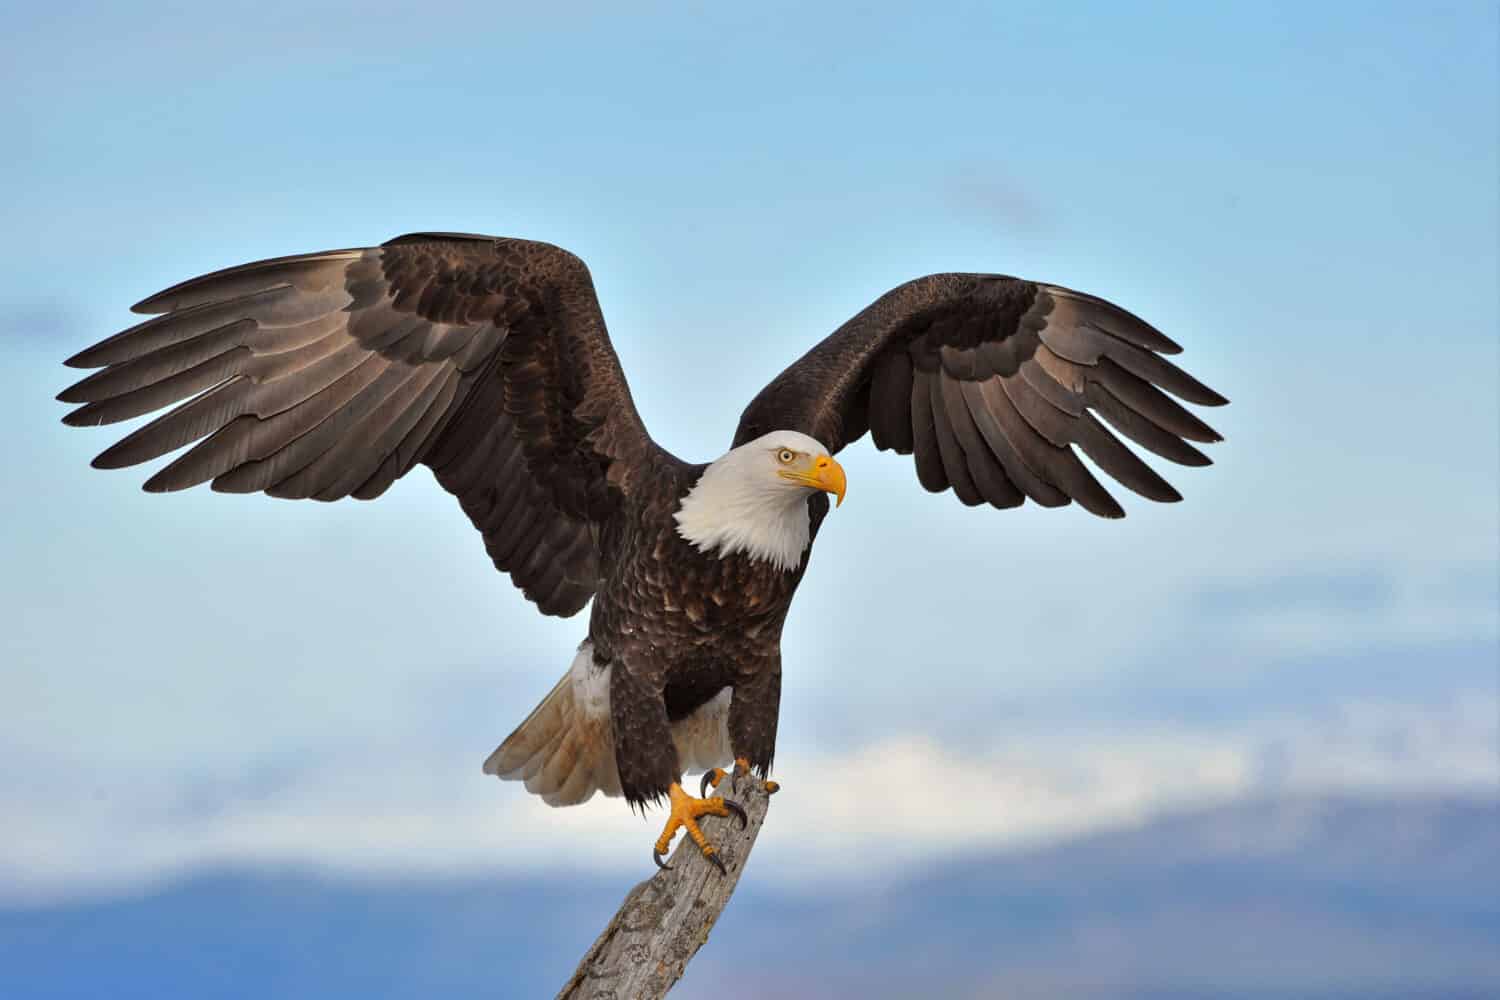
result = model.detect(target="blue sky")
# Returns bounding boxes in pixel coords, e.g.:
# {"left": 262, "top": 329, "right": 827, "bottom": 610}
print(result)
{"left": 3, "top": 2, "right": 1496, "bottom": 902}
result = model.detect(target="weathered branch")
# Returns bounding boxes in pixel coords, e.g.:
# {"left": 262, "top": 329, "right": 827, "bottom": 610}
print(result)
{"left": 557, "top": 779, "right": 773, "bottom": 999}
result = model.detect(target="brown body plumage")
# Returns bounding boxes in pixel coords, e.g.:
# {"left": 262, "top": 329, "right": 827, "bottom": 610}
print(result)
{"left": 585, "top": 455, "right": 831, "bottom": 804}
{"left": 59, "top": 232, "right": 1225, "bottom": 815}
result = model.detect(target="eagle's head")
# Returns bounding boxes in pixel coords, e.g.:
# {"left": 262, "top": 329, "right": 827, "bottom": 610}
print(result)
{"left": 673, "top": 430, "right": 846, "bottom": 571}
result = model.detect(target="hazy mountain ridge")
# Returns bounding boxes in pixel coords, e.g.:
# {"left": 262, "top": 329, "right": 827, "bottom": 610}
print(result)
{"left": 718, "top": 794, "right": 1498, "bottom": 999}
{"left": 3, "top": 794, "right": 1495, "bottom": 999}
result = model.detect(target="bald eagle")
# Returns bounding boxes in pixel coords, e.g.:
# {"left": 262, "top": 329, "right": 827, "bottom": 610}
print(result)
{"left": 59, "top": 233, "right": 1226, "bottom": 871}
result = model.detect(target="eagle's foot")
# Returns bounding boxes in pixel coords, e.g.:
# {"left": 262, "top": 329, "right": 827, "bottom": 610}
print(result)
{"left": 651, "top": 782, "right": 747, "bottom": 875}
{"left": 700, "top": 756, "right": 780, "bottom": 799}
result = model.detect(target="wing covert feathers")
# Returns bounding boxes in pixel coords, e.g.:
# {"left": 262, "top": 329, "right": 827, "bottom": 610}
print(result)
{"left": 735, "top": 274, "right": 1226, "bottom": 518}
{"left": 61, "top": 234, "right": 657, "bottom": 616}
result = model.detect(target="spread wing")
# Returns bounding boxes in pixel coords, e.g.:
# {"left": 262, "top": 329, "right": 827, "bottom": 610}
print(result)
{"left": 60, "top": 233, "right": 659, "bottom": 616}
{"left": 733, "top": 274, "right": 1226, "bottom": 518}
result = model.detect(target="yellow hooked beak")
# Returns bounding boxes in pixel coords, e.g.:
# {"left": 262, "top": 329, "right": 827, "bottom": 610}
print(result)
{"left": 782, "top": 454, "right": 847, "bottom": 507}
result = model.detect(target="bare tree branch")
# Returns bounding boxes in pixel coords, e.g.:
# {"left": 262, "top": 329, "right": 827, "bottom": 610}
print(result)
{"left": 557, "top": 779, "right": 773, "bottom": 999}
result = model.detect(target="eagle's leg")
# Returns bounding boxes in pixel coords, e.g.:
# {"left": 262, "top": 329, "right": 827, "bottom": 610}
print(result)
{"left": 699, "top": 757, "right": 781, "bottom": 798}
{"left": 709, "top": 660, "right": 783, "bottom": 799}
{"left": 652, "top": 782, "right": 748, "bottom": 874}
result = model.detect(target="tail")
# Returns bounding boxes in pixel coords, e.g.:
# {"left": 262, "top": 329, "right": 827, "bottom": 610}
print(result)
{"left": 483, "top": 642, "right": 622, "bottom": 806}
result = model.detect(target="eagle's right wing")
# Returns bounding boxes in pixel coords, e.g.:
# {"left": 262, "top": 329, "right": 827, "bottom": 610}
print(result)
{"left": 60, "top": 233, "right": 658, "bottom": 617}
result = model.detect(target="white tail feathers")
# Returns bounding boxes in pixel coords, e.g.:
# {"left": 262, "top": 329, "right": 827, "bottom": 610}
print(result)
{"left": 483, "top": 642, "right": 621, "bottom": 806}
{"left": 483, "top": 640, "right": 734, "bottom": 807}
{"left": 672, "top": 687, "right": 733, "bottom": 775}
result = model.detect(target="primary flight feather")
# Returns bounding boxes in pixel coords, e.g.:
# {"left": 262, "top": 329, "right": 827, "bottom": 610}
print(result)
{"left": 60, "top": 232, "right": 1226, "bottom": 871}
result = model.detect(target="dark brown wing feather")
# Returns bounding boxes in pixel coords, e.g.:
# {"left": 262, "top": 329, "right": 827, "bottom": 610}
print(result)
{"left": 734, "top": 274, "right": 1226, "bottom": 518}
{"left": 60, "top": 233, "right": 657, "bottom": 615}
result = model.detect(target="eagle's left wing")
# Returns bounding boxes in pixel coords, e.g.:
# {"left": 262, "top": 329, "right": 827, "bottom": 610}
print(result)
{"left": 733, "top": 274, "right": 1226, "bottom": 518}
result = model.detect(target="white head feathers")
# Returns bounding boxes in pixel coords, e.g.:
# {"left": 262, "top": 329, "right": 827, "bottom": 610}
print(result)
{"left": 673, "top": 430, "right": 837, "bottom": 572}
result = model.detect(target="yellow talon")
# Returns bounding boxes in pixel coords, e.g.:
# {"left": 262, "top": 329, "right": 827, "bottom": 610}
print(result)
{"left": 651, "top": 782, "right": 747, "bottom": 875}
{"left": 701, "top": 757, "right": 780, "bottom": 797}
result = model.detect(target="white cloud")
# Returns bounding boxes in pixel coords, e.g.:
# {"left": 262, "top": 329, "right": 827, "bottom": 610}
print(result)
{"left": 3, "top": 691, "right": 1492, "bottom": 906}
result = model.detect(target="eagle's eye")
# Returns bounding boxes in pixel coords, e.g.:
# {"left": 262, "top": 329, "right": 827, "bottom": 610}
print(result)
{"left": 776, "top": 448, "right": 795, "bottom": 464}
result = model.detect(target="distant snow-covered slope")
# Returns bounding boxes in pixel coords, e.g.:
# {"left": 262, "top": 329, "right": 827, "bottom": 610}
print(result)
{"left": 2, "top": 795, "right": 1495, "bottom": 1000}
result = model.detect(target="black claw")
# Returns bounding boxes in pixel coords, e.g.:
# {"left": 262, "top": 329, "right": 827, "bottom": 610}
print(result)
{"left": 723, "top": 798, "right": 749, "bottom": 830}
{"left": 699, "top": 771, "right": 714, "bottom": 799}
{"left": 652, "top": 849, "right": 672, "bottom": 872}
{"left": 705, "top": 850, "right": 727, "bottom": 875}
